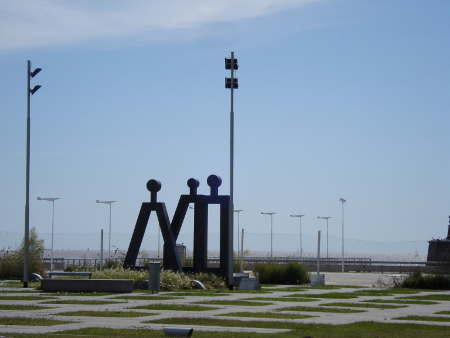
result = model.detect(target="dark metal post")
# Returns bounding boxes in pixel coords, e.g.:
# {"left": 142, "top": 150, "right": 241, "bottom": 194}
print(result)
{"left": 24, "top": 61, "right": 31, "bottom": 288}
{"left": 24, "top": 60, "right": 41, "bottom": 287}
{"left": 226, "top": 52, "right": 238, "bottom": 287}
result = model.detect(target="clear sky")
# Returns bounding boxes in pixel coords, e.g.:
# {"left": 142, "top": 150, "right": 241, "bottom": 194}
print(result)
{"left": 1, "top": 0, "right": 449, "bottom": 246}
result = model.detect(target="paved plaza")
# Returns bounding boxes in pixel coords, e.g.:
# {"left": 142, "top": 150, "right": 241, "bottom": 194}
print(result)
{"left": 0, "top": 273, "right": 449, "bottom": 335}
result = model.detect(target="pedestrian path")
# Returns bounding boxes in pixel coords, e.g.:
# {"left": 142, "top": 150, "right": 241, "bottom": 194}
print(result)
{"left": 0, "top": 274, "right": 449, "bottom": 335}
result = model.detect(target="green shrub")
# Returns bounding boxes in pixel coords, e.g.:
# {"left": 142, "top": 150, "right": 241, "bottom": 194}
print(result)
{"left": 401, "top": 271, "right": 450, "bottom": 290}
{"left": 0, "top": 227, "right": 44, "bottom": 279}
{"left": 90, "top": 267, "right": 225, "bottom": 291}
{"left": 254, "top": 262, "right": 310, "bottom": 284}
{"left": 91, "top": 267, "right": 148, "bottom": 282}
{"left": 187, "top": 272, "right": 226, "bottom": 289}
{"left": 160, "top": 270, "right": 191, "bottom": 291}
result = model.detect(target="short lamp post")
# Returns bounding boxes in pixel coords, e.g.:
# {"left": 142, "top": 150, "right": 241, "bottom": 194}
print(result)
{"left": 37, "top": 197, "right": 59, "bottom": 271}
{"left": 96, "top": 200, "right": 116, "bottom": 260}
{"left": 290, "top": 214, "right": 304, "bottom": 257}
{"left": 340, "top": 198, "right": 346, "bottom": 272}
{"left": 261, "top": 212, "right": 276, "bottom": 257}
{"left": 317, "top": 216, "right": 331, "bottom": 258}
{"left": 234, "top": 210, "right": 243, "bottom": 258}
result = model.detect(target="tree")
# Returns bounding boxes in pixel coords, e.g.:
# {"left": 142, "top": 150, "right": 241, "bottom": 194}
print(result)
{"left": 0, "top": 227, "right": 44, "bottom": 278}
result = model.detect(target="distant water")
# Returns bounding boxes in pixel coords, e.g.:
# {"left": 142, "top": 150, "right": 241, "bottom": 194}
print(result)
{"left": 44, "top": 249, "right": 427, "bottom": 262}
{"left": 1, "top": 231, "right": 429, "bottom": 263}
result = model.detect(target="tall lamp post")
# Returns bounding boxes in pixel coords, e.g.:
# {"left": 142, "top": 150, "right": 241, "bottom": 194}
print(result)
{"left": 234, "top": 210, "right": 243, "bottom": 258}
{"left": 340, "top": 198, "right": 346, "bottom": 272}
{"left": 317, "top": 216, "right": 331, "bottom": 257}
{"left": 290, "top": 214, "right": 305, "bottom": 257}
{"left": 225, "top": 52, "right": 238, "bottom": 284}
{"left": 261, "top": 212, "right": 276, "bottom": 257}
{"left": 37, "top": 197, "right": 59, "bottom": 271}
{"left": 24, "top": 60, "right": 42, "bottom": 288}
{"left": 96, "top": 200, "right": 116, "bottom": 259}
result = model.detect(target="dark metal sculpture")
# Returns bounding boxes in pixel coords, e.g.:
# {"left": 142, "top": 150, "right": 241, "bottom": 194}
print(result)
{"left": 447, "top": 216, "right": 450, "bottom": 240}
{"left": 123, "top": 175, "right": 233, "bottom": 285}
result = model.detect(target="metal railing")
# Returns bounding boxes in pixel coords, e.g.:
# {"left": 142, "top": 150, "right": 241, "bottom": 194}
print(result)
{"left": 44, "top": 256, "right": 449, "bottom": 272}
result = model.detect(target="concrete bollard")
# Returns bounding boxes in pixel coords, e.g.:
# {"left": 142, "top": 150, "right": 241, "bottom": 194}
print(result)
{"left": 148, "top": 262, "right": 160, "bottom": 293}
{"left": 163, "top": 327, "right": 193, "bottom": 337}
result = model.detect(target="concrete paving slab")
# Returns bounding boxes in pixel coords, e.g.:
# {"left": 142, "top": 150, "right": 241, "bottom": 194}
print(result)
{"left": 0, "top": 274, "right": 449, "bottom": 335}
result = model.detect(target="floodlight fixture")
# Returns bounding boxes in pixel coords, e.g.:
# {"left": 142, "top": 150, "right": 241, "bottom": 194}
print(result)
{"left": 30, "top": 68, "right": 42, "bottom": 78}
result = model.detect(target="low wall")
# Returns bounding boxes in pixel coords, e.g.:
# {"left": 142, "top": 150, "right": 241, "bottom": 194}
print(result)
{"left": 41, "top": 279, "right": 134, "bottom": 293}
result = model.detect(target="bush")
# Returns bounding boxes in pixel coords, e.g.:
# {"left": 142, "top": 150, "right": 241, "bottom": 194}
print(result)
{"left": 90, "top": 267, "right": 226, "bottom": 291}
{"left": 401, "top": 271, "right": 450, "bottom": 290}
{"left": 160, "top": 270, "right": 191, "bottom": 291}
{"left": 187, "top": 272, "right": 226, "bottom": 289}
{"left": 0, "top": 227, "right": 44, "bottom": 279}
{"left": 254, "top": 262, "right": 310, "bottom": 284}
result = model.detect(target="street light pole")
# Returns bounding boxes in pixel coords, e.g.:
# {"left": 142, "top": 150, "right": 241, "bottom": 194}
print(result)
{"left": 96, "top": 200, "right": 116, "bottom": 260}
{"left": 261, "top": 212, "right": 276, "bottom": 257}
{"left": 234, "top": 210, "right": 243, "bottom": 258}
{"left": 24, "top": 60, "right": 42, "bottom": 288}
{"left": 37, "top": 197, "right": 60, "bottom": 271}
{"left": 317, "top": 216, "right": 331, "bottom": 258}
{"left": 340, "top": 198, "right": 346, "bottom": 272}
{"left": 225, "top": 52, "right": 238, "bottom": 285}
{"left": 290, "top": 214, "right": 305, "bottom": 257}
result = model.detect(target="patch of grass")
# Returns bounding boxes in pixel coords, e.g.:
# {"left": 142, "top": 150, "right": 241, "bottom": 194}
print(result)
{"left": 194, "top": 299, "right": 273, "bottom": 306}
{"left": 353, "top": 288, "right": 418, "bottom": 296}
{"left": 231, "top": 289, "right": 272, "bottom": 293}
{"left": 262, "top": 286, "right": 308, "bottom": 292}
{"left": 397, "top": 294, "right": 450, "bottom": 301}
{"left": 41, "top": 300, "right": 123, "bottom": 305}
{"left": 393, "top": 315, "right": 450, "bottom": 322}
{"left": 435, "top": 310, "right": 450, "bottom": 315}
{"left": 0, "top": 281, "right": 24, "bottom": 288}
{"left": 6, "top": 322, "right": 450, "bottom": 337}
{"left": 0, "top": 295, "right": 57, "bottom": 300}
{"left": 113, "top": 295, "right": 183, "bottom": 300}
{"left": 0, "top": 316, "right": 74, "bottom": 326}
{"left": 242, "top": 297, "right": 317, "bottom": 303}
{"left": 312, "top": 285, "right": 365, "bottom": 289}
{"left": 320, "top": 302, "right": 406, "bottom": 309}
{"left": 216, "top": 311, "right": 316, "bottom": 319}
{"left": 0, "top": 304, "right": 55, "bottom": 310}
{"left": 168, "top": 292, "right": 229, "bottom": 297}
{"left": 276, "top": 305, "right": 366, "bottom": 313}
{"left": 283, "top": 292, "right": 358, "bottom": 299}
{"left": 57, "top": 310, "right": 156, "bottom": 317}
{"left": 145, "top": 317, "right": 304, "bottom": 329}
{"left": 129, "top": 304, "right": 219, "bottom": 311}
{"left": 361, "top": 298, "right": 438, "bottom": 305}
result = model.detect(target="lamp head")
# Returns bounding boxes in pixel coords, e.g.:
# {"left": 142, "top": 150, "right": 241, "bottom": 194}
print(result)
{"left": 30, "top": 85, "right": 41, "bottom": 95}
{"left": 30, "top": 68, "right": 42, "bottom": 78}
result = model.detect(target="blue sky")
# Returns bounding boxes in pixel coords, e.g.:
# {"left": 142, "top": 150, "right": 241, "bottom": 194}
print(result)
{"left": 1, "top": 0, "right": 449, "bottom": 247}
